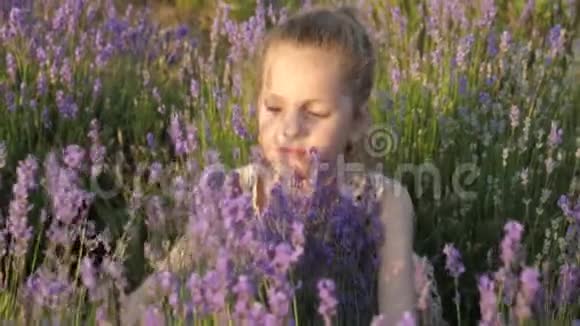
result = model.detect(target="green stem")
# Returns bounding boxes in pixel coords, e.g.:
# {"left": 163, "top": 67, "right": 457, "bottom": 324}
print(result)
{"left": 454, "top": 277, "right": 461, "bottom": 326}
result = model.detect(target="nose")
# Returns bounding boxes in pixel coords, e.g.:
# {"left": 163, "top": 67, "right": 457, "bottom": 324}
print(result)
{"left": 279, "top": 111, "right": 303, "bottom": 140}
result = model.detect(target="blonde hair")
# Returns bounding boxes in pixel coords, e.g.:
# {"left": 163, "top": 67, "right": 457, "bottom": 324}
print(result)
{"left": 254, "top": 6, "right": 379, "bottom": 167}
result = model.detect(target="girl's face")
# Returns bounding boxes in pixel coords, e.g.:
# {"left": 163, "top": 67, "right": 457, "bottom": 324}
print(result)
{"left": 257, "top": 43, "right": 367, "bottom": 179}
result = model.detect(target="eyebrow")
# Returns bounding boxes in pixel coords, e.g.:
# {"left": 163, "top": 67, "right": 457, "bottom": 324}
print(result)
{"left": 263, "top": 93, "right": 325, "bottom": 107}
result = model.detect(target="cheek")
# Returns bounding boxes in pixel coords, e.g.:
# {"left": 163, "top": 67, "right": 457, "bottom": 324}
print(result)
{"left": 257, "top": 113, "right": 276, "bottom": 145}
{"left": 311, "top": 121, "right": 351, "bottom": 160}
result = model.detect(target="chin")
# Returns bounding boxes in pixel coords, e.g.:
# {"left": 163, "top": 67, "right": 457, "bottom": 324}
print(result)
{"left": 271, "top": 159, "right": 310, "bottom": 180}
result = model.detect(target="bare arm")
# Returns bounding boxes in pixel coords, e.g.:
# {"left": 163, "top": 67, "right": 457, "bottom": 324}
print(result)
{"left": 121, "top": 235, "right": 195, "bottom": 325}
{"left": 377, "top": 178, "right": 417, "bottom": 324}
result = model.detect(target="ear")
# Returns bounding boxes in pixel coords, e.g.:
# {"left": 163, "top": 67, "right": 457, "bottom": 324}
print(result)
{"left": 350, "top": 104, "right": 371, "bottom": 143}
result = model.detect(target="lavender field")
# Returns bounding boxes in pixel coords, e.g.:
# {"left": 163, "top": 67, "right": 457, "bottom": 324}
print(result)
{"left": 0, "top": 0, "right": 579, "bottom": 325}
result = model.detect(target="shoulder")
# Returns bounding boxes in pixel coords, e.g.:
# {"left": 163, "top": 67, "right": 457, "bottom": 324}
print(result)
{"left": 366, "top": 172, "right": 415, "bottom": 225}
{"left": 364, "top": 172, "right": 411, "bottom": 203}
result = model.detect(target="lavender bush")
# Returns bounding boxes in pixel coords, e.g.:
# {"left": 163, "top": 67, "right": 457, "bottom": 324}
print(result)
{"left": 0, "top": 0, "right": 578, "bottom": 324}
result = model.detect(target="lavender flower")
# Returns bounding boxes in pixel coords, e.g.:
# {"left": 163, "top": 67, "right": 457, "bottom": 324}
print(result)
{"left": 519, "top": 0, "right": 535, "bottom": 22}
{"left": 233, "top": 275, "right": 254, "bottom": 319}
{"left": 455, "top": 34, "right": 475, "bottom": 70}
{"left": 172, "top": 176, "right": 188, "bottom": 206}
{"left": 88, "top": 120, "right": 106, "bottom": 177}
{"left": 500, "top": 31, "right": 511, "bottom": 54}
{"left": 55, "top": 90, "right": 79, "bottom": 119}
{"left": 102, "top": 257, "right": 128, "bottom": 292}
{"left": 317, "top": 279, "right": 338, "bottom": 324}
{"left": 187, "top": 273, "right": 208, "bottom": 315}
{"left": 479, "top": 91, "right": 491, "bottom": 107}
{"left": 556, "top": 263, "right": 580, "bottom": 305}
{"left": 169, "top": 112, "right": 187, "bottom": 155}
{"left": 36, "top": 70, "right": 47, "bottom": 97}
{"left": 267, "top": 286, "right": 291, "bottom": 319}
{"left": 202, "top": 269, "right": 228, "bottom": 313}
{"left": 146, "top": 132, "right": 155, "bottom": 149}
{"left": 149, "top": 162, "right": 163, "bottom": 185}
{"left": 63, "top": 144, "right": 86, "bottom": 170}
{"left": 231, "top": 104, "right": 250, "bottom": 140}
{"left": 272, "top": 242, "right": 298, "bottom": 275}
{"left": 59, "top": 58, "right": 73, "bottom": 88}
{"left": 390, "top": 7, "right": 407, "bottom": 38}
{"left": 478, "top": 0, "right": 497, "bottom": 29}
{"left": 247, "top": 302, "right": 268, "bottom": 324}
{"left": 6, "top": 52, "right": 16, "bottom": 82}
{"left": 515, "top": 267, "right": 541, "bottom": 321}
{"left": 189, "top": 78, "right": 199, "bottom": 99}
{"left": 487, "top": 32, "right": 498, "bottom": 57}
{"left": 25, "top": 268, "right": 73, "bottom": 310}
{"left": 185, "top": 122, "right": 198, "bottom": 153}
{"left": 95, "top": 305, "right": 109, "bottom": 325}
{"left": 36, "top": 47, "right": 48, "bottom": 67}
{"left": 155, "top": 271, "right": 179, "bottom": 296}
{"left": 145, "top": 196, "right": 165, "bottom": 230}
{"left": 547, "top": 24, "right": 566, "bottom": 61}
{"left": 478, "top": 274, "right": 500, "bottom": 326}
{"left": 291, "top": 221, "right": 305, "bottom": 258}
{"left": 7, "top": 155, "right": 38, "bottom": 257}
{"left": 142, "top": 305, "right": 165, "bottom": 326}
{"left": 81, "top": 257, "right": 98, "bottom": 299}
{"left": 204, "top": 149, "right": 221, "bottom": 166}
{"left": 500, "top": 221, "right": 524, "bottom": 267}
{"left": 443, "top": 243, "right": 465, "bottom": 278}
{"left": 8, "top": 6, "right": 26, "bottom": 34}
{"left": 557, "top": 195, "right": 580, "bottom": 222}
{"left": 45, "top": 152, "right": 94, "bottom": 226}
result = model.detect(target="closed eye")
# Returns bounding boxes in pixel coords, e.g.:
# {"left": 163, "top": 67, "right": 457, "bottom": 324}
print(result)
{"left": 307, "top": 110, "right": 330, "bottom": 118}
{"left": 266, "top": 106, "right": 281, "bottom": 113}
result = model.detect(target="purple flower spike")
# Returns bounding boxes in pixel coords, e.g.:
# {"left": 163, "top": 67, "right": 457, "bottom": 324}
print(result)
{"left": 556, "top": 263, "right": 580, "bottom": 305}
{"left": 443, "top": 243, "right": 465, "bottom": 278}
{"left": 272, "top": 242, "right": 296, "bottom": 275}
{"left": 267, "top": 287, "right": 290, "bottom": 318}
{"left": 515, "top": 267, "right": 541, "bottom": 321}
{"left": 477, "top": 274, "right": 500, "bottom": 326}
{"left": 169, "top": 113, "right": 187, "bottom": 156}
{"left": 233, "top": 275, "right": 254, "bottom": 319}
{"left": 142, "top": 305, "right": 165, "bottom": 326}
{"left": 7, "top": 155, "right": 39, "bottom": 257}
{"left": 80, "top": 257, "right": 97, "bottom": 291}
{"left": 231, "top": 104, "right": 250, "bottom": 140}
{"left": 63, "top": 144, "right": 86, "bottom": 170}
{"left": 500, "top": 221, "right": 524, "bottom": 267}
{"left": 317, "top": 278, "right": 338, "bottom": 324}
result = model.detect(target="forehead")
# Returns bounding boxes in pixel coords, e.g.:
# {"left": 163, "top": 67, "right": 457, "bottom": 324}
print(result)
{"left": 263, "top": 43, "right": 346, "bottom": 99}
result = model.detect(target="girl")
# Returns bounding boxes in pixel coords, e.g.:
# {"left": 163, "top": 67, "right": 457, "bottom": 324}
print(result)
{"left": 124, "top": 6, "right": 445, "bottom": 326}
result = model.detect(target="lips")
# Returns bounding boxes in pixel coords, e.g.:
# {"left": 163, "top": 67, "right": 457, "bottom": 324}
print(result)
{"left": 278, "top": 146, "right": 307, "bottom": 156}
